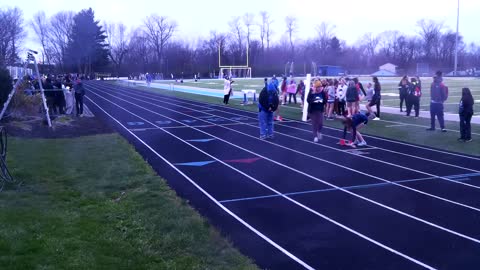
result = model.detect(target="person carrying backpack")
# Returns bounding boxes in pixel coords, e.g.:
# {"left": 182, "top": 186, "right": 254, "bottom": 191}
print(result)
{"left": 258, "top": 80, "right": 279, "bottom": 139}
{"left": 427, "top": 71, "right": 448, "bottom": 132}
{"left": 406, "top": 77, "right": 422, "bottom": 117}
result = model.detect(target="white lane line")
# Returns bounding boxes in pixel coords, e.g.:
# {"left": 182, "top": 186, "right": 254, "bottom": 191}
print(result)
{"left": 386, "top": 124, "right": 408, "bottom": 128}
{"left": 88, "top": 85, "right": 480, "bottom": 246}
{"left": 86, "top": 90, "right": 437, "bottom": 270}
{"left": 103, "top": 82, "right": 480, "bottom": 160}
{"left": 98, "top": 85, "right": 480, "bottom": 195}
{"left": 85, "top": 96, "right": 316, "bottom": 270}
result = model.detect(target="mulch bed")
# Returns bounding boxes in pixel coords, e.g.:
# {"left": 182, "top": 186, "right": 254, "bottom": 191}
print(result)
{"left": 2, "top": 114, "right": 113, "bottom": 139}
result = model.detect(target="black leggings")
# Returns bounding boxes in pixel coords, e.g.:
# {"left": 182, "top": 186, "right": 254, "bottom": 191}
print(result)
{"left": 337, "top": 101, "right": 346, "bottom": 116}
{"left": 288, "top": 93, "right": 297, "bottom": 104}
{"left": 223, "top": 94, "right": 230, "bottom": 104}
{"left": 75, "top": 93, "right": 84, "bottom": 115}
{"left": 399, "top": 92, "right": 407, "bottom": 111}
{"left": 368, "top": 99, "right": 380, "bottom": 118}
{"left": 406, "top": 96, "right": 420, "bottom": 117}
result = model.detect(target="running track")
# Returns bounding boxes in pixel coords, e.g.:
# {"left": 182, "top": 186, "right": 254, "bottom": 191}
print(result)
{"left": 84, "top": 81, "right": 480, "bottom": 270}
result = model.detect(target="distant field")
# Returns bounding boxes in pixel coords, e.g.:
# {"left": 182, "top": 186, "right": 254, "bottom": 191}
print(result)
{"left": 158, "top": 77, "right": 480, "bottom": 115}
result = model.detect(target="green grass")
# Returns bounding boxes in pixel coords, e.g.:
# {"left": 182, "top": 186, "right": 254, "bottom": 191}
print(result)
{"left": 112, "top": 81, "right": 480, "bottom": 156}
{"left": 0, "top": 134, "right": 258, "bottom": 270}
{"left": 158, "top": 77, "right": 480, "bottom": 115}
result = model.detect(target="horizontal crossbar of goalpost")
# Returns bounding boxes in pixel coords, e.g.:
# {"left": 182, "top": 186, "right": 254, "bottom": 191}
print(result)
{"left": 219, "top": 66, "right": 250, "bottom": 68}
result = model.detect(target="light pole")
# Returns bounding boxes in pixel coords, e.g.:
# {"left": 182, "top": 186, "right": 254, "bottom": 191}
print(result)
{"left": 454, "top": 0, "right": 460, "bottom": 76}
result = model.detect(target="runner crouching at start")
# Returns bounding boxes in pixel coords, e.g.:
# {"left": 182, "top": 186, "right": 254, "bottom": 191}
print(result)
{"left": 341, "top": 112, "right": 373, "bottom": 147}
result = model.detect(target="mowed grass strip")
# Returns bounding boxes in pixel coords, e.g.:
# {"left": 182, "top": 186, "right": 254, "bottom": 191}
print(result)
{"left": 110, "top": 81, "right": 479, "bottom": 156}
{"left": 0, "top": 134, "right": 258, "bottom": 270}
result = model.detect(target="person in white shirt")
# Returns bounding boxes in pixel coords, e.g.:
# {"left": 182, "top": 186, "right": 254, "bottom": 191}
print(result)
{"left": 223, "top": 76, "right": 232, "bottom": 105}
{"left": 336, "top": 79, "right": 347, "bottom": 116}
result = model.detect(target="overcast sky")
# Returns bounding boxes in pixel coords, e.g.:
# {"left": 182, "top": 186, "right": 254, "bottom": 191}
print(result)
{"left": 3, "top": 0, "right": 480, "bottom": 52}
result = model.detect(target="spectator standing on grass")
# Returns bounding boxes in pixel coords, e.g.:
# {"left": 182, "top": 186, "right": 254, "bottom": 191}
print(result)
{"left": 364, "top": 82, "right": 375, "bottom": 116}
{"left": 280, "top": 76, "right": 288, "bottom": 105}
{"left": 458, "top": 87, "right": 474, "bottom": 142}
{"left": 398, "top": 76, "right": 409, "bottom": 112}
{"left": 370, "top": 76, "right": 382, "bottom": 120}
{"left": 258, "top": 81, "right": 279, "bottom": 139}
{"left": 73, "top": 79, "right": 86, "bottom": 117}
{"left": 345, "top": 80, "right": 357, "bottom": 117}
{"left": 307, "top": 79, "right": 327, "bottom": 142}
{"left": 287, "top": 79, "right": 297, "bottom": 104}
{"left": 353, "top": 78, "right": 366, "bottom": 114}
{"left": 326, "top": 80, "right": 336, "bottom": 120}
{"left": 427, "top": 71, "right": 448, "bottom": 132}
{"left": 406, "top": 77, "right": 422, "bottom": 117}
{"left": 44, "top": 78, "right": 57, "bottom": 115}
{"left": 223, "top": 76, "right": 232, "bottom": 105}
{"left": 274, "top": 77, "right": 284, "bottom": 121}
{"left": 297, "top": 80, "right": 306, "bottom": 107}
{"left": 146, "top": 73, "right": 152, "bottom": 87}
{"left": 336, "top": 79, "right": 347, "bottom": 116}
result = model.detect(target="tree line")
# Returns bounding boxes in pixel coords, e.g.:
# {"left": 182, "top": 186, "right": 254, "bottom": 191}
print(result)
{"left": 1, "top": 6, "right": 480, "bottom": 78}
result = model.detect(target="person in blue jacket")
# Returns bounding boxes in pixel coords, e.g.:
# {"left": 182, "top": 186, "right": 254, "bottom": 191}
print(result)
{"left": 258, "top": 80, "right": 279, "bottom": 139}
{"left": 342, "top": 112, "right": 370, "bottom": 147}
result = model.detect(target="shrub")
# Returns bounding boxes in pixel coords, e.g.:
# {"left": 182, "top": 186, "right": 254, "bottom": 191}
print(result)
{"left": 0, "top": 68, "right": 12, "bottom": 105}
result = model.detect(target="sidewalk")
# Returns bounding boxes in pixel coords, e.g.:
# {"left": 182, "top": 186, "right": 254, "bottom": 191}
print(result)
{"left": 121, "top": 80, "right": 480, "bottom": 124}
{"left": 365, "top": 104, "right": 480, "bottom": 124}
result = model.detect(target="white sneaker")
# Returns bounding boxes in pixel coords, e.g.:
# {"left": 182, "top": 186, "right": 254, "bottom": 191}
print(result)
{"left": 317, "top": 132, "right": 323, "bottom": 140}
{"left": 373, "top": 117, "right": 380, "bottom": 121}
{"left": 357, "top": 141, "right": 367, "bottom": 147}
{"left": 313, "top": 137, "right": 319, "bottom": 143}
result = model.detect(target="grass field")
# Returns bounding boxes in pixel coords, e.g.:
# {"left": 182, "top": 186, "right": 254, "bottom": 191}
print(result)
{"left": 115, "top": 81, "right": 480, "bottom": 156}
{"left": 161, "top": 77, "right": 480, "bottom": 115}
{"left": 0, "top": 134, "right": 257, "bottom": 269}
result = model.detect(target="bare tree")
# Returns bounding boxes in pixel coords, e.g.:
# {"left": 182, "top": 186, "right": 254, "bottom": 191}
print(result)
{"left": 417, "top": 19, "right": 444, "bottom": 61}
{"left": 243, "top": 13, "right": 254, "bottom": 65}
{"left": 143, "top": 14, "right": 177, "bottom": 71}
{"left": 285, "top": 16, "right": 297, "bottom": 59}
{"left": 228, "top": 16, "right": 244, "bottom": 64}
{"left": 259, "top": 11, "right": 274, "bottom": 52}
{"left": 31, "top": 11, "right": 51, "bottom": 68}
{"left": 315, "top": 22, "right": 336, "bottom": 53}
{"left": 359, "top": 32, "right": 379, "bottom": 67}
{"left": 0, "top": 7, "right": 25, "bottom": 67}
{"left": 48, "top": 11, "right": 74, "bottom": 70}
{"left": 105, "top": 22, "right": 129, "bottom": 75}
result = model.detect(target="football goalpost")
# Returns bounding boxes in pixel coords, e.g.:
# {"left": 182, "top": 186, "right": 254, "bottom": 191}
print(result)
{"left": 218, "top": 44, "right": 252, "bottom": 79}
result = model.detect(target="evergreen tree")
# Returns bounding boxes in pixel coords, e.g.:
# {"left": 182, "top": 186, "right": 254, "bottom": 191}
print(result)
{"left": 66, "top": 8, "right": 109, "bottom": 75}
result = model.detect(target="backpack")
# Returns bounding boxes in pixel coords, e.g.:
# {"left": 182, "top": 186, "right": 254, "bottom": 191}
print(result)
{"left": 259, "top": 86, "right": 279, "bottom": 112}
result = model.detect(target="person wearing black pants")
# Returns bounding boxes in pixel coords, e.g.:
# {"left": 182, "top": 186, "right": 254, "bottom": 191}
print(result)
{"left": 406, "top": 77, "right": 421, "bottom": 117}
{"left": 427, "top": 71, "right": 448, "bottom": 132}
{"left": 370, "top": 77, "right": 381, "bottom": 120}
{"left": 223, "top": 76, "right": 232, "bottom": 105}
{"left": 73, "top": 79, "right": 86, "bottom": 116}
{"left": 458, "top": 87, "right": 474, "bottom": 142}
{"left": 398, "top": 76, "right": 409, "bottom": 112}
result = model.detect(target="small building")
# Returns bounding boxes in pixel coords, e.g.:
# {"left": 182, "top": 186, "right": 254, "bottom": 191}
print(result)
{"left": 379, "top": 63, "right": 397, "bottom": 74}
{"left": 317, "top": 65, "right": 344, "bottom": 76}
{"left": 371, "top": 70, "right": 397, "bottom": 77}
